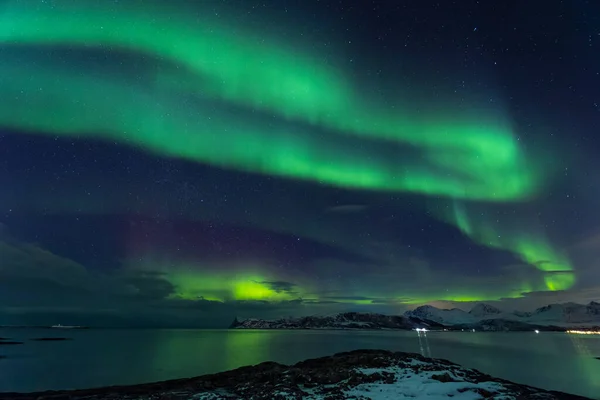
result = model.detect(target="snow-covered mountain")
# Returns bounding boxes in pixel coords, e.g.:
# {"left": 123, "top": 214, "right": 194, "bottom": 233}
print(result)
{"left": 453, "top": 319, "right": 564, "bottom": 332}
{"left": 406, "top": 301, "right": 600, "bottom": 327}
{"left": 403, "top": 305, "right": 476, "bottom": 325}
{"left": 468, "top": 303, "right": 502, "bottom": 319}
{"left": 230, "top": 312, "right": 442, "bottom": 330}
{"left": 526, "top": 301, "right": 600, "bottom": 325}
{"left": 232, "top": 301, "right": 600, "bottom": 331}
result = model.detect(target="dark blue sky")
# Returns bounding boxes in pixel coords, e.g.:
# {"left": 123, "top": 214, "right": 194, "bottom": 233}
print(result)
{"left": 0, "top": 0, "right": 599, "bottom": 327}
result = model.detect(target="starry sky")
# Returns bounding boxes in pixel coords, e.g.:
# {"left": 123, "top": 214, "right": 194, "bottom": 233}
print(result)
{"left": 0, "top": 0, "right": 599, "bottom": 328}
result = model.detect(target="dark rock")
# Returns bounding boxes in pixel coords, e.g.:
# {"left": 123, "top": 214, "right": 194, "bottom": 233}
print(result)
{"left": 458, "top": 387, "right": 495, "bottom": 398}
{"left": 0, "top": 349, "right": 591, "bottom": 400}
{"left": 431, "top": 372, "right": 457, "bottom": 382}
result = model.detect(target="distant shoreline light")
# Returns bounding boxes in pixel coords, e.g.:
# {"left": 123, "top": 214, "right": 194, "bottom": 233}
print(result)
{"left": 566, "top": 330, "right": 600, "bottom": 335}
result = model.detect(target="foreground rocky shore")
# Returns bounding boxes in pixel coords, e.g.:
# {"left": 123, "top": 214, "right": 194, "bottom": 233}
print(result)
{"left": 0, "top": 350, "right": 590, "bottom": 400}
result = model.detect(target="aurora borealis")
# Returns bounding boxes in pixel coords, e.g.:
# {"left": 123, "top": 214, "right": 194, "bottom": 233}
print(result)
{"left": 0, "top": 0, "right": 598, "bottom": 327}
{"left": 0, "top": 0, "right": 542, "bottom": 200}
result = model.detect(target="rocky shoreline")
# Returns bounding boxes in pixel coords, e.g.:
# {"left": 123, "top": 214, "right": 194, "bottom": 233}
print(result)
{"left": 0, "top": 349, "right": 591, "bottom": 400}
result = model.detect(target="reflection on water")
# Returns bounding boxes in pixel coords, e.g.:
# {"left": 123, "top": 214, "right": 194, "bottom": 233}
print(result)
{"left": 149, "top": 329, "right": 273, "bottom": 375}
{"left": 416, "top": 330, "right": 432, "bottom": 358}
{"left": 0, "top": 329, "right": 599, "bottom": 398}
{"left": 567, "top": 333, "right": 600, "bottom": 397}
{"left": 222, "top": 330, "right": 273, "bottom": 371}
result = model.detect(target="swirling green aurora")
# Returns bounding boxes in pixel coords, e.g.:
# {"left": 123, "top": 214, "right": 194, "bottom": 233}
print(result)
{"left": 0, "top": 0, "right": 575, "bottom": 303}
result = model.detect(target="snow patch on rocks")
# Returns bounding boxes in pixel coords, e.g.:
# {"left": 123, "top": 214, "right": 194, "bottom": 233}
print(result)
{"left": 2, "top": 350, "right": 590, "bottom": 400}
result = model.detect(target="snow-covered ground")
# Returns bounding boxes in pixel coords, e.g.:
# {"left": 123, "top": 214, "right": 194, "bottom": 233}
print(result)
{"left": 307, "top": 364, "right": 520, "bottom": 400}
{"left": 345, "top": 367, "right": 511, "bottom": 399}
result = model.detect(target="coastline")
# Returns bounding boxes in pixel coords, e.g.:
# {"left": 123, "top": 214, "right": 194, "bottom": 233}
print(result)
{"left": 0, "top": 349, "right": 592, "bottom": 400}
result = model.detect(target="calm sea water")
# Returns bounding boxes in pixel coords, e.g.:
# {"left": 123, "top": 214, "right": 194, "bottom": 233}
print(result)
{"left": 0, "top": 329, "right": 599, "bottom": 398}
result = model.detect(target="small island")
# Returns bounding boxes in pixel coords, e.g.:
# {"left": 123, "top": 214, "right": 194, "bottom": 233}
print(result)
{"left": 0, "top": 349, "right": 590, "bottom": 399}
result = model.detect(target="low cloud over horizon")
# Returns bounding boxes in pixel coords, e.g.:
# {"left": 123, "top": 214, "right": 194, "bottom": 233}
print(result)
{"left": 1, "top": 224, "right": 598, "bottom": 328}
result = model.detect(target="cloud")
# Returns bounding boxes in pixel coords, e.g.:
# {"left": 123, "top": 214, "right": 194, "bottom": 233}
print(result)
{"left": 0, "top": 238, "right": 193, "bottom": 324}
{"left": 564, "top": 229, "right": 600, "bottom": 287}
{"left": 2, "top": 224, "right": 594, "bottom": 328}
{"left": 317, "top": 295, "right": 403, "bottom": 305}
{"left": 258, "top": 280, "right": 298, "bottom": 295}
{"left": 512, "top": 287, "right": 600, "bottom": 305}
{"left": 0, "top": 239, "right": 115, "bottom": 308}
{"left": 569, "top": 230, "right": 600, "bottom": 251}
{"left": 0, "top": 237, "right": 347, "bottom": 326}
{"left": 123, "top": 270, "right": 176, "bottom": 300}
{"left": 435, "top": 286, "right": 600, "bottom": 312}
{"left": 323, "top": 295, "right": 375, "bottom": 301}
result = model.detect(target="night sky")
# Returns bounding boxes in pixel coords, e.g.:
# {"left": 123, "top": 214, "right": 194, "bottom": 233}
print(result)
{"left": 0, "top": 0, "right": 599, "bottom": 328}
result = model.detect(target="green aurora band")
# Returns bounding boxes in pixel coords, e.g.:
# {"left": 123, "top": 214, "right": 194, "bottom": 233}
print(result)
{"left": 129, "top": 256, "right": 555, "bottom": 305}
{"left": 0, "top": 0, "right": 575, "bottom": 300}
{"left": 167, "top": 272, "right": 547, "bottom": 305}
{"left": 0, "top": 0, "right": 543, "bottom": 200}
{"left": 436, "top": 201, "right": 575, "bottom": 291}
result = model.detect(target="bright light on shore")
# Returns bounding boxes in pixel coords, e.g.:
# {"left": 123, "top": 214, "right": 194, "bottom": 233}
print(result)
{"left": 567, "top": 330, "right": 600, "bottom": 335}
{"left": 535, "top": 330, "right": 539, "bottom": 334}
{"left": 415, "top": 328, "right": 428, "bottom": 332}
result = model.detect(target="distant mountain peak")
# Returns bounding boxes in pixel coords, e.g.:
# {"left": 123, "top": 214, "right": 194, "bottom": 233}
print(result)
{"left": 412, "top": 305, "right": 436, "bottom": 311}
{"left": 404, "top": 305, "right": 475, "bottom": 325}
{"left": 405, "top": 300, "right": 600, "bottom": 327}
{"left": 469, "top": 303, "right": 502, "bottom": 317}
{"left": 229, "top": 317, "right": 241, "bottom": 329}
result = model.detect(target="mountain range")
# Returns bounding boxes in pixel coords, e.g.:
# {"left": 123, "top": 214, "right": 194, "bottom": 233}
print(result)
{"left": 230, "top": 312, "right": 439, "bottom": 330}
{"left": 231, "top": 301, "right": 600, "bottom": 331}
{"left": 403, "top": 301, "right": 600, "bottom": 327}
